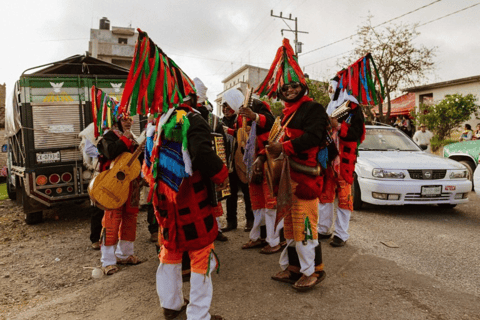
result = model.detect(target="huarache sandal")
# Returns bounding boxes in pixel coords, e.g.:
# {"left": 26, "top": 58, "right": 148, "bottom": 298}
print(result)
{"left": 102, "top": 265, "right": 119, "bottom": 276}
{"left": 241, "top": 239, "right": 265, "bottom": 249}
{"left": 260, "top": 244, "right": 282, "bottom": 254}
{"left": 271, "top": 269, "right": 298, "bottom": 284}
{"left": 292, "top": 271, "right": 326, "bottom": 292}
{"left": 117, "top": 255, "right": 142, "bottom": 265}
{"left": 163, "top": 298, "right": 189, "bottom": 320}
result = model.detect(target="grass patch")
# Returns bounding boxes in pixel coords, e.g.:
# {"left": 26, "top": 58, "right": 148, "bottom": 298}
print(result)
{"left": 0, "top": 183, "right": 8, "bottom": 200}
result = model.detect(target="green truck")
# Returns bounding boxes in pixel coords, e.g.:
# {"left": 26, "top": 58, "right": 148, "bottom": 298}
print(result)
{"left": 5, "top": 55, "right": 144, "bottom": 224}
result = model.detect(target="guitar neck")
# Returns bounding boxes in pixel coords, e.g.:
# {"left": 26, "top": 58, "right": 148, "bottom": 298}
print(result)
{"left": 127, "top": 139, "right": 146, "bottom": 167}
{"left": 242, "top": 87, "right": 253, "bottom": 130}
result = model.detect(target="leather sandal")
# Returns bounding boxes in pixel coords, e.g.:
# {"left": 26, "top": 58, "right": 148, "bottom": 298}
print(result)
{"left": 271, "top": 269, "right": 297, "bottom": 284}
{"left": 292, "top": 271, "right": 326, "bottom": 292}
{"left": 241, "top": 239, "right": 265, "bottom": 249}
{"left": 260, "top": 244, "right": 282, "bottom": 254}
{"left": 163, "top": 298, "right": 189, "bottom": 320}
{"left": 211, "top": 315, "right": 224, "bottom": 320}
{"left": 102, "top": 265, "right": 119, "bottom": 276}
{"left": 117, "top": 255, "right": 142, "bottom": 265}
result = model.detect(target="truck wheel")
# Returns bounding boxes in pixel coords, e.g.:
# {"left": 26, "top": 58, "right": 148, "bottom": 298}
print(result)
{"left": 459, "top": 160, "right": 475, "bottom": 190}
{"left": 25, "top": 211, "right": 43, "bottom": 225}
{"left": 352, "top": 174, "right": 363, "bottom": 210}
{"left": 7, "top": 175, "right": 16, "bottom": 201}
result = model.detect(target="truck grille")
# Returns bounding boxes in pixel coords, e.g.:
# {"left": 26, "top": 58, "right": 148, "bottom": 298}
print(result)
{"left": 408, "top": 170, "right": 446, "bottom": 180}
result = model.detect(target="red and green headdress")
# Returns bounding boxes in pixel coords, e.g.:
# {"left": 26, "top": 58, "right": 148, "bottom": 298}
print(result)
{"left": 119, "top": 29, "right": 196, "bottom": 116}
{"left": 91, "top": 86, "right": 125, "bottom": 138}
{"left": 255, "top": 38, "right": 306, "bottom": 99}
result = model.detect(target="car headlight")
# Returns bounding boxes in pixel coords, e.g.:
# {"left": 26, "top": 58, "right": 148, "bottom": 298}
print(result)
{"left": 372, "top": 168, "right": 405, "bottom": 179}
{"left": 449, "top": 170, "right": 467, "bottom": 179}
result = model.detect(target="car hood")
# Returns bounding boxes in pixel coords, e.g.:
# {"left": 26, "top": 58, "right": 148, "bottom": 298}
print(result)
{"left": 358, "top": 151, "right": 466, "bottom": 170}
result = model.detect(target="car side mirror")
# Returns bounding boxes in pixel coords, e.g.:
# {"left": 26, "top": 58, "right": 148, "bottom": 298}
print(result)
{"left": 419, "top": 144, "right": 428, "bottom": 151}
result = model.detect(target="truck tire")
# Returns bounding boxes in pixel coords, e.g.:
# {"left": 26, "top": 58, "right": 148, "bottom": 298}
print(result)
{"left": 25, "top": 211, "right": 43, "bottom": 225}
{"left": 352, "top": 174, "right": 363, "bottom": 210}
{"left": 459, "top": 160, "right": 475, "bottom": 190}
{"left": 7, "top": 175, "right": 16, "bottom": 201}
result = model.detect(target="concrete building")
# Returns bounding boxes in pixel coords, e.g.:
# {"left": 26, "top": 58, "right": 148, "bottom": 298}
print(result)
{"left": 215, "top": 64, "right": 268, "bottom": 116}
{"left": 404, "top": 75, "right": 480, "bottom": 128}
{"left": 88, "top": 17, "right": 138, "bottom": 69}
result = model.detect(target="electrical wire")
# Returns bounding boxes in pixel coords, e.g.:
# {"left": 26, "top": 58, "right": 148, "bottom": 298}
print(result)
{"left": 300, "top": 0, "right": 442, "bottom": 57}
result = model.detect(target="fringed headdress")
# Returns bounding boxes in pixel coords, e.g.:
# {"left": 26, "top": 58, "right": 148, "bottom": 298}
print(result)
{"left": 119, "top": 29, "right": 196, "bottom": 117}
{"left": 91, "top": 86, "right": 123, "bottom": 138}
{"left": 255, "top": 38, "right": 306, "bottom": 99}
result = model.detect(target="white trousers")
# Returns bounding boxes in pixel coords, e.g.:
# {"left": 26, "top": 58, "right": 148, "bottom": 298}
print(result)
{"left": 156, "top": 255, "right": 217, "bottom": 320}
{"left": 101, "top": 240, "right": 134, "bottom": 267}
{"left": 317, "top": 202, "right": 351, "bottom": 241}
{"left": 249, "top": 208, "right": 283, "bottom": 247}
{"left": 279, "top": 239, "right": 319, "bottom": 276}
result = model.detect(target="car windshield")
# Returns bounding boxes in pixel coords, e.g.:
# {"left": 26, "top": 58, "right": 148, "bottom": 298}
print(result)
{"left": 359, "top": 127, "right": 421, "bottom": 151}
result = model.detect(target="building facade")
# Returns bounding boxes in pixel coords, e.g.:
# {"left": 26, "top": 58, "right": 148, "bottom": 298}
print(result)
{"left": 215, "top": 64, "right": 268, "bottom": 116}
{"left": 88, "top": 17, "right": 138, "bottom": 69}
{"left": 405, "top": 75, "right": 480, "bottom": 127}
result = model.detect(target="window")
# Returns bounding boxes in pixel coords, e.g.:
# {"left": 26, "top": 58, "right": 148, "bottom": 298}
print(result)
{"left": 118, "top": 38, "right": 128, "bottom": 44}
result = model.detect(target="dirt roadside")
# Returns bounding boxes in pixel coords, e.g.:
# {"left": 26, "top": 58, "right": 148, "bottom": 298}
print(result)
{"left": 1, "top": 198, "right": 479, "bottom": 320}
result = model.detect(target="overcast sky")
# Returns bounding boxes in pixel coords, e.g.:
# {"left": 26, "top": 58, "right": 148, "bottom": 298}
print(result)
{"left": 1, "top": 0, "right": 479, "bottom": 111}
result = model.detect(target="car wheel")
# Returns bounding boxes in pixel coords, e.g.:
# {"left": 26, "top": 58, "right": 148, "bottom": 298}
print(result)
{"left": 459, "top": 160, "right": 475, "bottom": 190}
{"left": 352, "top": 174, "right": 363, "bottom": 210}
{"left": 437, "top": 204, "right": 457, "bottom": 209}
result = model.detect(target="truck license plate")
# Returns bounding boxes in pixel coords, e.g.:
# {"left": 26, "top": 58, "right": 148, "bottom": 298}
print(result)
{"left": 421, "top": 185, "right": 441, "bottom": 196}
{"left": 37, "top": 152, "right": 60, "bottom": 163}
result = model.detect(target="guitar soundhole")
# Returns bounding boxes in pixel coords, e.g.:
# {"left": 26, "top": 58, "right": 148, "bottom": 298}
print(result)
{"left": 116, "top": 171, "right": 126, "bottom": 181}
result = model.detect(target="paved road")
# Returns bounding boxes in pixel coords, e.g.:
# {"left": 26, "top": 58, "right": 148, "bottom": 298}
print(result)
{"left": 348, "top": 191, "right": 480, "bottom": 297}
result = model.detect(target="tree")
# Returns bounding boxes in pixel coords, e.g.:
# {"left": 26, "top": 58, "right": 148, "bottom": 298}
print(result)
{"left": 412, "top": 93, "right": 479, "bottom": 141}
{"left": 345, "top": 15, "right": 436, "bottom": 122}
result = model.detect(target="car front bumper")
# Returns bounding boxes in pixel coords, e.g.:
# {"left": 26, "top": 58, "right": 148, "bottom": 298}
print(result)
{"left": 358, "top": 177, "right": 472, "bottom": 205}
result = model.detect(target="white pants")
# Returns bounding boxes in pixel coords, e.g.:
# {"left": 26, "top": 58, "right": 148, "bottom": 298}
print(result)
{"left": 156, "top": 255, "right": 217, "bottom": 320}
{"left": 317, "top": 202, "right": 351, "bottom": 241}
{"left": 279, "top": 239, "right": 319, "bottom": 276}
{"left": 101, "top": 240, "right": 134, "bottom": 267}
{"left": 249, "top": 208, "right": 283, "bottom": 247}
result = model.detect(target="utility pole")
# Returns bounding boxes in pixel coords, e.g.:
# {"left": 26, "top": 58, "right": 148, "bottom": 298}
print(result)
{"left": 270, "top": 10, "right": 309, "bottom": 57}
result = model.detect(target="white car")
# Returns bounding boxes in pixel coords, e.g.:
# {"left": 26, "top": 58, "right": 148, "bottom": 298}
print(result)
{"left": 353, "top": 125, "right": 472, "bottom": 209}
{"left": 474, "top": 164, "right": 480, "bottom": 196}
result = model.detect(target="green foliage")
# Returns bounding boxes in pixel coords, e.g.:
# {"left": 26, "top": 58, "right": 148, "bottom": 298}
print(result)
{"left": 412, "top": 93, "right": 479, "bottom": 141}
{"left": 430, "top": 136, "right": 457, "bottom": 153}
{"left": 306, "top": 79, "right": 330, "bottom": 107}
{"left": 260, "top": 97, "right": 284, "bottom": 117}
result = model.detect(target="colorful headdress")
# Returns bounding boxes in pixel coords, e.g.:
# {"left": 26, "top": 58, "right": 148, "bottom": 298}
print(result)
{"left": 119, "top": 29, "right": 196, "bottom": 116}
{"left": 333, "top": 53, "right": 385, "bottom": 107}
{"left": 91, "top": 86, "right": 123, "bottom": 138}
{"left": 255, "top": 38, "right": 306, "bottom": 99}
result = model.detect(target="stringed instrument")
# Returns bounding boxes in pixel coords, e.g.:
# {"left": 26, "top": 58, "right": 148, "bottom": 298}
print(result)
{"left": 88, "top": 138, "right": 146, "bottom": 210}
{"left": 234, "top": 87, "right": 253, "bottom": 184}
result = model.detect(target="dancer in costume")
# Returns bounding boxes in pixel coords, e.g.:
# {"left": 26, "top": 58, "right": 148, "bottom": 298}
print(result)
{"left": 153, "top": 103, "right": 228, "bottom": 320}
{"left": 222, "top": 88, "right": 283, "bottom": 253}
{"left": 96, "top": 114, "right": 143, "bottom": 275}
{"left": 318, "top": 76, "right": 365, "bottom": 247}
{"left": 190, "top": 77, "right": 229, "bottom": 242}
{"left": 221, "top": 93, "right": 255, "bottom": 233}
{"left": 257, "top": 38, "right": 328, "bottom": 291}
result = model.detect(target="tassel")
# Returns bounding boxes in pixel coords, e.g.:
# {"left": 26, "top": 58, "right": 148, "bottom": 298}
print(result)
{"left": 182, "top": 149, "right": 192, "bottom": 176}
{"left": 302, "top": 216, "right": 313, "bottom": 245}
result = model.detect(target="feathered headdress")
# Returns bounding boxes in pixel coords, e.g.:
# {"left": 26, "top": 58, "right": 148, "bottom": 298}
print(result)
{"left": 119, "top": 29, "right": 196, "bottom": 116}
{"left": 255, "top": 38, "right": 306, "bottom": 99}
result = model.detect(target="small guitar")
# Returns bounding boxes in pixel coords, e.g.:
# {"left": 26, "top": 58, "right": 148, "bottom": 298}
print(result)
{"left": 235, "top": 87, "right": 253, "bottom": 184}
{"left": 88, "top": 139, "right": 146, "bottom": 210}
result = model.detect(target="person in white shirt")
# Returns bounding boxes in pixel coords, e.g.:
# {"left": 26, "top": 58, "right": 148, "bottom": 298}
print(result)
{"left": 413, "top": 123, "right": 434, "bottom": 153}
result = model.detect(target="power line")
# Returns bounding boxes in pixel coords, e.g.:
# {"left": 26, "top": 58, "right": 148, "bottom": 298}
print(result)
{"left": 302, "top": 1, "right": 480, "bottom": 68}
{"left": 419, "top": 2, "right": 480, "bottom": 26}
{"left": 300, "top": 0, "right": 442, "bottom": 57}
